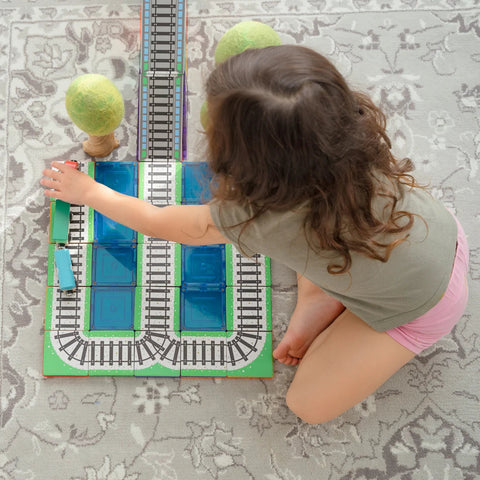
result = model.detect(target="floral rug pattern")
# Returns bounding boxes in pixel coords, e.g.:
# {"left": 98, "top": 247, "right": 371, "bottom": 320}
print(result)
{"left": 0, "top": 1, "right": 479, "bottom": 479}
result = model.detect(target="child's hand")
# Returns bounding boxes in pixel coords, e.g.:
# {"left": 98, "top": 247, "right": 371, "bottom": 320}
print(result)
{"left": 40, "top": 161, "right": 97, "bottom": 205}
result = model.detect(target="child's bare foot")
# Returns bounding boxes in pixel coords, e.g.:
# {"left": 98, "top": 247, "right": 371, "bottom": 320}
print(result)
{"left": 273, "top": 288, "right": 345, "bottom": 366}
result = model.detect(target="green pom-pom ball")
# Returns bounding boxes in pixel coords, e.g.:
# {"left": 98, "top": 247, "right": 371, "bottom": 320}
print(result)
{"left": 65, "top": 74, "right": 124, "bottom": 136}
{"left": 214, "top": 21, "right": 282, "bottom": 64}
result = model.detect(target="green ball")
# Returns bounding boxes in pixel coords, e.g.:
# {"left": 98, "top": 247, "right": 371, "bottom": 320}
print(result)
{"left": 200, "top": 100, "right": 209, "bottom": 130}
{"left": 214, "top": 21, "right": 282, "bottom": 64}
{"left": 65, "top": 74, "right": 124, "bottom": 136}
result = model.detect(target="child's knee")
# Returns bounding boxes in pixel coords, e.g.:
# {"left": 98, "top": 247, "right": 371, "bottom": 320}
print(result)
{"left": 285, "top": 385, "right": 340, "bottom": 425}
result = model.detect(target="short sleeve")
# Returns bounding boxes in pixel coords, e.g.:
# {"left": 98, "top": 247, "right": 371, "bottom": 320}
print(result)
{"left": 209, "top": 200, "right": 257, "bottom": 256}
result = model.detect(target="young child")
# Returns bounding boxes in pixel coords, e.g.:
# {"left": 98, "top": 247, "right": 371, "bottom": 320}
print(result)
{"left": 41, "top": 45, "right": 469, "bottom": 425}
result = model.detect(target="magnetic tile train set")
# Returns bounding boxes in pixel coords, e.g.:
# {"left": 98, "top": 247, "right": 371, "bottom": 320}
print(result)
{"left": 43, "top": 0, "right": 273, "bottom": 378}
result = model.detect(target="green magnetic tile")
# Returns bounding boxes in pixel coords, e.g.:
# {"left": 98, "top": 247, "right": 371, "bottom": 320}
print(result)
{"left": 265, "top": 257, "right": 272, "bottom": 286}
{"left": 43, "top": 330, "right": 89, "bottom": 377}
{"left": 85, "top": 244, "right": 93, "bottom": 286}
{"left": 138, "top": 161, "right": 145, "bottom": 200}
{"left": 84, "top": 287, "right": 91, "bottom": 330}
{"left": 180, "top": 331, "right": 227, "bottom": 377}
{"left": 45, "top": 288, "right": 54, "bottom": 330}
{"left": 136, "top": 243, "right": 144, "bottom": 285}
{"left": 87, "top": 161, "right": 95, "bottom": 177}
{"left": 47, "top": 244, "right": 56, "bottom": 286}
{"left": 175, "top": 162, "right": 182, "bottom": 204}
{"left": 174, "top": 243, "right": 182, "bottom": 285}
{"left": 225, "top": 244, "right": 233, "bottom": 286}
{"left": 88, "top": 330, "right": 135, "bottom": 376}
{"left": 265, "top": 287, "right": 272, "bottom": 331}
{"left": 226, "top": 287, "right": 234, "bottom": 331}
{"left": 173, "top": 287, "right": 180, "bottom": 330}
{"left": 88, "top": 206, "right": 94, "bottom": 242}
{"left": 134, "top": 330, "right": 182, "bottom": 377}
{"left": 49, "top": 201, "right": 55, "bottom": 244}
{"left": 134, "top": 287, "right": 143, "bottom": 330}
{"left": 226, "top": 331, "right": 273, "bottom": 378}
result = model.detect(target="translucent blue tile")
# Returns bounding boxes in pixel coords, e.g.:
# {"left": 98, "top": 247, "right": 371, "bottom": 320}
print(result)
{"left": 94, "top": 162, "right": 138, "bottom": 243}
{"left": 181, "top": 288, "right": 226, "bottom": 331}
{"left": 95, "top": 161, "right": 137, "bottom": 197}
{"left": 92, "top": 245, "right": 137, "bottom": 286}
{"left": 94, "top": 213, "right": 137, "bottom": 244}
{"left": 182, "top": 162, "right": 213, "bottom": 205}
{"left": 182, "top": 245, "right": 225, "bottom": 287}
{"left": 90, "top": 287, "right": 135, "bottom": 331}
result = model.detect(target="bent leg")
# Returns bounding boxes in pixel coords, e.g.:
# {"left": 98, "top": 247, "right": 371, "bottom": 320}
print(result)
{"left": 273, "top": 274, "right": 345, "bottom": 366}
{"left": 286, "top": 309, "right": 416, "bottom": 424}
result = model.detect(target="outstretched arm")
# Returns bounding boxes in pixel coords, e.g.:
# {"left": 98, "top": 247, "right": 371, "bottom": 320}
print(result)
{"left": 41, "top": 161, "right": 228, "bottom": 246}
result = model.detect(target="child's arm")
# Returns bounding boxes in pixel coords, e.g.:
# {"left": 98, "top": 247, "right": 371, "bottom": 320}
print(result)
{"left": 41, "top": 161, "right": 228, "bottom": 245}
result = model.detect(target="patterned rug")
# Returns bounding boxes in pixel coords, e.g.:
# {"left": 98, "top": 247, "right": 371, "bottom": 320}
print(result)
{"left": 1, "top": 1, "right": 479, "bottom": 478}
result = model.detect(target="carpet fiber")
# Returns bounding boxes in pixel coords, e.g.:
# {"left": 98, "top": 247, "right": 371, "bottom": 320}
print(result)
{"left": 1, "top": 1, "right": 479, "bottom": 478}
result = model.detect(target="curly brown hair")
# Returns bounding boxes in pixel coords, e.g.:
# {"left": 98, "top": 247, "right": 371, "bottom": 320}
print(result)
{"left": 205, "top": 45, "right": 423, "bottom": 274}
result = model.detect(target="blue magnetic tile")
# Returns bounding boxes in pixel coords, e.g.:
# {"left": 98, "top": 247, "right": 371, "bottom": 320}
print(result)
{"left": 94, "top": 162, "right": 138, "bottom": 243}
{"left": 95, "top": 162, "right": 137, "bottom": 197}
{"left": 182, "top": 162, "right": 214, "bottom": 205}
{"left": 181, "top": 288, "right": 226, "bottom": 331}
{"left": 92, "top": 245, "right": 136, "bottom": 286}
{"left": 94, "top": 212, "right": 137, "bottom": 244}
{"left": 182, "top": 245, "right": 225, "bottom": 287}
{"left": 90, "top": 287, "right": 135, "bottom": 331}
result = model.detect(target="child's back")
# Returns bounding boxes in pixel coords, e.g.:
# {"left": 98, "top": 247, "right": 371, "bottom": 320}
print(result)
{"left": 204, "top": 45, "right": 468, "bottom": 423}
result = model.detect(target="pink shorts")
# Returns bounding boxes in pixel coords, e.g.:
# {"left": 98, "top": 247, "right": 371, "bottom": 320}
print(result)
{"left": 385, "top": 216, "right": 469, "bottom": 354}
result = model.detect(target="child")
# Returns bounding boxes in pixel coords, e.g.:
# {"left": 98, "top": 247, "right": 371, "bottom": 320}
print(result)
{"left": 41, "top": 45, "right": 469, "bottom": 425}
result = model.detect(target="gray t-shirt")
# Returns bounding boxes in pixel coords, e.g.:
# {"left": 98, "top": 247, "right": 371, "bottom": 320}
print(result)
{"left": 210, "top": 187, "right": 457, "bottom": 331}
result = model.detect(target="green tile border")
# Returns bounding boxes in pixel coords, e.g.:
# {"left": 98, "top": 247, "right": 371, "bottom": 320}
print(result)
{"left": 226, "top": 331, "right": 273, "bottom": 378}
{"left": 43, "top": 330, "right": 89, "bottom": 377}
{"left": 47, "top": 244, "right": 56, "bottom": 286}
{"left": 136, "top": 243, "right": 144, "bottom": 286}
{"left": 175, "top": 161, "right": 182, "bottom": 204}
{"left": 265, "top": 257, "right": 272, "bottom": 287}
{"left": 225, "top": 244, "right": 233, "bottom": 286}
{"left": 84, "top": 243, "right": 93, "bottom": 286}
{"left": 174, "top": 243, "right": 182, "bottom": 285}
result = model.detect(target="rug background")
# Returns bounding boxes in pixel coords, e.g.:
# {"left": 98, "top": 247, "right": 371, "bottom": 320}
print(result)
{"left": 0, "top": 1, "right": 479, "bottom": 479}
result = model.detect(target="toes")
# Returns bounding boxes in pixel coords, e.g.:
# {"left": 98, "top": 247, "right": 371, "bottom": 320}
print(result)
{"left": 273, "top": 342, "right": 289, "bottom": 360}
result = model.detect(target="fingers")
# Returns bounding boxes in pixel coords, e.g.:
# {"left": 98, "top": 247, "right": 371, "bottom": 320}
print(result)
{"left": 43, "top": 188, "right": 60, "bottom": 199}
{"left": 42, "top": 168, "right": 62, "bottom": 181}
{"left": 51, "top": 161, "right": 68, "bottom": 172}
{"left": 40, "top": 178, "right": 60, "bottom": 190}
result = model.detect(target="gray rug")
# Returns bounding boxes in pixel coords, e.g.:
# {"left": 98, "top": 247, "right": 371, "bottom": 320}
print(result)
{"left": 1, "top": 1, "right": 479, "bottom": 478}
